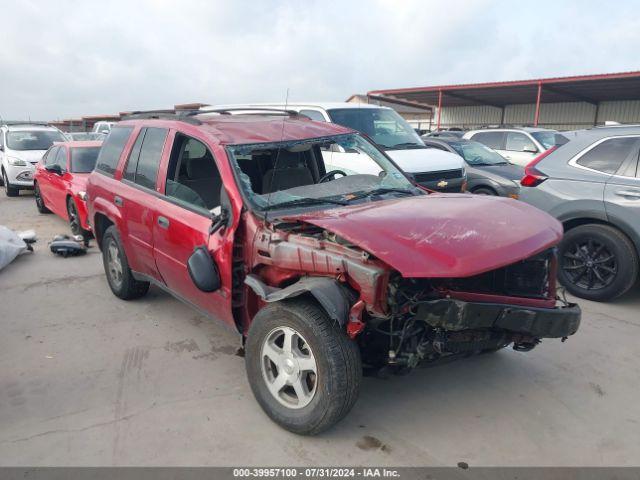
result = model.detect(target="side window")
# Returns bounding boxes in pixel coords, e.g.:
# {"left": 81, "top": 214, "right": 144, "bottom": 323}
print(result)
{"left": 95, "top": 126, "right": 134, "bottom": 176}
{"left": 133, "top": 127, "right": 167, "bottom": 190}
{"left": 506, "top": 132, "right": 537, "bottom": 152}
{"left": 123, "top": 129, "right": 146, "bottom": 182}
{"left": 45, "top": 147, "right": 58, "bottom": 166}
{"left": 164, "top": 134, "right": 221, "bottom": 213}
{"left": 55, "top": 147, "right": 68, "bottom": 171}
{"left": 576, "top": 137, "right": 639, "bottom": 175}
{"left": 299, "top": 109, "right": 326, "bottom": 122}
{"left": 471, "top": 132, "right": 505, "bottom": 150}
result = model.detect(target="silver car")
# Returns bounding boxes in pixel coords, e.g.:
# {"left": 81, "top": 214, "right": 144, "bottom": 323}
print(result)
{"left": 519, "top": 125, "right": 640, "bottom": 301}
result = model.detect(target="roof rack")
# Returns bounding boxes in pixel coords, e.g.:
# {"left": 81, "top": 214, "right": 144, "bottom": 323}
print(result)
{"left": 120, "top": 109, "right": 202, "bottom": 125}
{"left": 191, "top": 107, "right": 301, "bottom": 117}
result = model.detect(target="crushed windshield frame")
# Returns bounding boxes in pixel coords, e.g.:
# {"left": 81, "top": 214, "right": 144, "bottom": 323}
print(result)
{"left": 225, "top": 133, "right": 419, "bottom": 215}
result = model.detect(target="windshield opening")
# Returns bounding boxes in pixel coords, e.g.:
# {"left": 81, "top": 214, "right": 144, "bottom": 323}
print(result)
{"left": 227, "top": 133, "right": 420, "bottom": 213}
{"left": 6, "top": 130, "right": 66, "bottom": 151}
{"left": 327, "top": 108, "right": 424, "bottom": 150}
{"left": 449, "top": 141, "right": 508, "bottom": 165}
{"left": 531, "top": 131, "right": 566, "bottom": 150}
{"left": 70, "top": 147, "right": 101, "bottom": 173}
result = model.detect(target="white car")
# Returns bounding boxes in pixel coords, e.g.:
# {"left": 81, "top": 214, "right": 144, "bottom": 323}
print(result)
{"left": 463, "top": 127, "right": 564, "bottom": 167}
{"left": 92, "top": 121, "right": 116, "bottom": 135}
{"left": 0, "top": 123, "right": 67, "bottom": 196}
{"left": 205, "top": 102, "right": 467, "bottom": 192}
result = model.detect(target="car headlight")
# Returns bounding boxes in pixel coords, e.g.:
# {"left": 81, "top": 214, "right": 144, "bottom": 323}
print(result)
{"left": 7, "top": 157, "right": 27, "bottom": 166}
{"left": 78, "top": 191, "right": 88, "bottom": 201}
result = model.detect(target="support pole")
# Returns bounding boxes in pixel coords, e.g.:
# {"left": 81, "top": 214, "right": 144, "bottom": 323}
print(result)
{"left": 594, "top": 102, "right": 600, "bottom": 127}
{"left": 436, "top": 89, "right": 443, "bottom": 130}
{"left": 534, "top": 82, "right": 542, "bottom": 126}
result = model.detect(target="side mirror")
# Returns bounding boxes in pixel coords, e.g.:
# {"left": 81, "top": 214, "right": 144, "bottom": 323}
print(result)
{"left": 523, "top": 145, "right": 538, "bottom": 154}
{"left": 46, "top": 164, "right": 63, "bottom": 174}
{"left": 187, "top": 246, "right": 221, "bottom": 292}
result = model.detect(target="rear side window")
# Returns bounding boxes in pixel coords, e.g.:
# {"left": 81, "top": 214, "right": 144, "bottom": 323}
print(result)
{"left": 575, "top": 137, "right": 639, "bottom": 174}
{"left": 95, "top": 126, "right": 133, "bottom": 176}
{"left": 123, "top": 127, "right": 167, "bottom": 190}
{"left": 471, "top": 131, "right": 505, "bottom": 150}
{"left": 299, "top": 109, "right": 326, "bottom": 122}
{"left": 505, "top": 132, "right": 537, "bottom": 152}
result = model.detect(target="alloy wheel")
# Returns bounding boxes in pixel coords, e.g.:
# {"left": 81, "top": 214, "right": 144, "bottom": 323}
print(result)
{"left": 35, "top": 184, "right": 44, "bottom": 209}
{"left": 260, "top": 326, "right": 318, "bottom": 409}
{"left": 562, "top": 238, "right": 617, "bottom": 290}
{"left": 106, "top": 241, "right": 124, "bottom": 289}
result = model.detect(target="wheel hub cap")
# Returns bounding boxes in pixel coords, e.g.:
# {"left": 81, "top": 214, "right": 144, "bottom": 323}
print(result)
{"left": 260, "top": 326, "right": 317, "bottom": 409}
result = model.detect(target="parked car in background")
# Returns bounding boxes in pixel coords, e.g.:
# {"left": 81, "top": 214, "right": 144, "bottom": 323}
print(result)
{"left": 423, "top": 138, "right": 523, "bottom": 197}
{"left": 86, "top": 112, "right": 579, "bottom": 435}
{"left": 92, "top": 121, "right": 116, "bottom": 135}
{"left": 423, "top": 130, "right": 465, "bottom": 139}
{"left": 519, "top": 125, "right": 640, "bottom": 301}
{"left": 208, "top": 103, "right": 467, "bottom": 192}
{"left": 0, "top": 123, "right": 67, "bottom": 196}
{"left": 464, "top": 127, "right": 567, "bottom": 167}
{"left": 68, "top": 132, "right": 106, "bottom": 141}
{"left": 34, "top": 141, "right": 102, "bottom": 237}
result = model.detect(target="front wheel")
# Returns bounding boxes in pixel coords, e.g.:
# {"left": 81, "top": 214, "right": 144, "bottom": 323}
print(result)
{"left": 558, "top": 224, "right": 638, "bottom": 301}
{"left": 34, "top": 182, "right": 51, "bottom": 213}
{"left": 67, "top": 197, "right": 90, "bottom": 238}
{"left": 245, "top": 299, "right": 362, "bottom": 435}
{"left": 2, "top": 170, "right": 19, "bottom": 197}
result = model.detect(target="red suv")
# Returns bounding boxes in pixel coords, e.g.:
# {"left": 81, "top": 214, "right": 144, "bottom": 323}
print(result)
{"left": 86, "top": 110, "right": 580, "bottom": 435}
{"left": 34, "top": 140, "right": 102, "bottom": 237}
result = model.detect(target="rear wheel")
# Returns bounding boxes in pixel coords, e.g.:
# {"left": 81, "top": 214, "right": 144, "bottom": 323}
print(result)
{"left": 67, "top": 197, "right": 90, "bottom": 238}
{"left": 34, "top": 182, "right": 51, "bottom": 213}
{"left": 245, "top": 299, "right": 361, "bottom": 435}
{"left": 473, "top": 187, "right": 497, "bottom": 195}
{"left": 558, "top": 224, "right": 638, "bottom": 301}
{"left": 2, "top": 170, "right": 19, "bottom": 197}
{"left": 102, "top": 226, "right": 149, "bottom": 300}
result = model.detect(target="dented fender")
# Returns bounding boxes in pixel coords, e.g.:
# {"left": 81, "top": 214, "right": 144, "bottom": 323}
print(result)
{"left": 245, "top": 274, "right": 352, "bottom": 326}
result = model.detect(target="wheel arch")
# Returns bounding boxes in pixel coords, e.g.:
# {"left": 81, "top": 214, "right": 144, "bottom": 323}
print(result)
{"left": 93, "top": 213, "right": 114, "bottom": 250}
{"left": 561, "top": 216, "right": 640, "bottom": 258}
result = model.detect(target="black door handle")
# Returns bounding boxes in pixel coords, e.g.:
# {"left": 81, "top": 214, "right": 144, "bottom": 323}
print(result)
{"left": 114, "top": 196, "right": 123, "bottom": 207}
{"left": 157, "top": 216, "right": 170, "bottom": 229}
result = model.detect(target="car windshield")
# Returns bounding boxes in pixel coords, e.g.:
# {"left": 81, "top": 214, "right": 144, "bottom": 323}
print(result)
{"left": 327, "top": 108, "right": 424, "bottom": 150}
{"left": 531, "top": 131, "right": 566, "bottom": 150}
{"left": 449, "top": 141, "right": 507, "bottom": 165}
{"left": 6, "top": 130, "right": 66, "bottom": 151}
{"left": 227, "top": 133, "right": 420, "bottom": 213}
{"left": 70, "top": 147, "right": 101, "bottom": 173}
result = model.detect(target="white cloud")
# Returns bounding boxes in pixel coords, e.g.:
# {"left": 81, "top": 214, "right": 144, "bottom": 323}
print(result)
{"left": 0, "top": 0, "right": 638, "bottom": 120}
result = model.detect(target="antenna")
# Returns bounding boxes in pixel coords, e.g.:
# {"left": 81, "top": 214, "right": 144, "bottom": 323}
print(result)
{"left": 264, "top": 87, "right": 290, "bottom": 225}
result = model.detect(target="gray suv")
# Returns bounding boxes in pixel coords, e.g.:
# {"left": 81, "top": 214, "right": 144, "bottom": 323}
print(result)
{"left": 519, "top": 125, "right": 640, "bottom": 301}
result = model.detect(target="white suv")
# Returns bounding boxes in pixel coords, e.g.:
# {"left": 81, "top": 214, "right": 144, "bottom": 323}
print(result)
{"left": 206, "top": 103, "right": 467, "bottom": 192}
{"left": 0, "top": 123, "right": 67, "bottom": 196}
{"left": 463, "top": 127, "right": 564, "bottom": 167}
{"left": 92, "top": 121, "right": 116, "bottom": 135}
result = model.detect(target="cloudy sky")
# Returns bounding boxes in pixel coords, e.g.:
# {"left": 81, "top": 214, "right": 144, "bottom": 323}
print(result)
{"left": 1, "top": 0, "right": 638, "bottom": 120}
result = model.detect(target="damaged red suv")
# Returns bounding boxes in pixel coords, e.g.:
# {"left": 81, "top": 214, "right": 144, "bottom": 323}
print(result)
{"left": 86, "top": 110, "right": 580, "bottom": 435}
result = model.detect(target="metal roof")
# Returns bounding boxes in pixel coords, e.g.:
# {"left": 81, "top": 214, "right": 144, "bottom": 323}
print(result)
{"left": 368, "top": 71, "right": 640, "bottom": 108}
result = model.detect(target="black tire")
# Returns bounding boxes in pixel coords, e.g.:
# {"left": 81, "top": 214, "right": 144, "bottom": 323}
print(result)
{"left": 245, "top": 299, "right": 361, "bottom": 435}
{"left": 2, "top": 170, "right": 19, "bottom": 197}
{"left": 558, "top": 224, "right": 638, "bottom": 301}
{"left": 67, "top": 197, "right": 90, "bottom": 238}
{"left": 473, "top": 187, "right": 497, "bottom": 196}
{"left": 101, "top": 225, "right": 149, "bottom": 300}
{"left": 34, "top": 182, "right": 51, "bottom": 213}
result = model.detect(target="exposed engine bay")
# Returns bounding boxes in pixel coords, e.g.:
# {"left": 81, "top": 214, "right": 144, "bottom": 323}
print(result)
{"left": 242, "top": 218, "right": 580, "bottom": 373}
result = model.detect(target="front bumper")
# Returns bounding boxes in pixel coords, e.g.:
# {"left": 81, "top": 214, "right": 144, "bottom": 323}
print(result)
{"left": 415, "top": 298, "right": 581, "bottom": 338}
{"left": 5, "top": 164, "right": 36, "bottom": 187}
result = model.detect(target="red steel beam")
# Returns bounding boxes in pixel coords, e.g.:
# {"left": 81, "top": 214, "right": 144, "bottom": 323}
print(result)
{"left": 436, "top": 89, "right": 443, "bottom": 130}
{"left": 534, "top": 82, "right": 542, "bottom": 126}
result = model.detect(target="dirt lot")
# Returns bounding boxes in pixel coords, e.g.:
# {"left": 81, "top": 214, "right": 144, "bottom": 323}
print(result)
{"left": 1, "top": 191, "right": 639, "bottom": 466}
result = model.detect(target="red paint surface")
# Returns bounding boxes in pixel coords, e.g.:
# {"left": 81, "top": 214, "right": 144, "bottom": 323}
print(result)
{"left": 290, "top": 195, "right": 562, "bottom": 278}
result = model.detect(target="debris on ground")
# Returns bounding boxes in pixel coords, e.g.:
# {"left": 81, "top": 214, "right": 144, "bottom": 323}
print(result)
{"left": 0, "top": 226, "right": 36, "bottom": 271}
{"left": 49, "top": 234, "right": 87, "bottom": 257}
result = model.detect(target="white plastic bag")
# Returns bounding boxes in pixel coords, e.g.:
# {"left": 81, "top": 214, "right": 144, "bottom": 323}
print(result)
{"left": 0, "top": 225, "right": 31, "bottom": 271}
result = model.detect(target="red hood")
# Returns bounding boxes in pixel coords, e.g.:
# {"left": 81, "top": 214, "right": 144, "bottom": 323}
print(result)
{"left": 288, "top": 194, "right": 562, "bottom": 278}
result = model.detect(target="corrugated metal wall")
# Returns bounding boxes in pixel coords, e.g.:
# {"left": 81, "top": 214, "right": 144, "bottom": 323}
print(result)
{"left": 434, "top": 100, "right": 640, "bottom": 131}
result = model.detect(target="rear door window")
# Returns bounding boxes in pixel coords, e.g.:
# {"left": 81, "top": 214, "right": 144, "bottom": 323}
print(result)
{"left": 129, "top": 127, "right": 168, "bottom": 190}
{"left": 471, "top": 131, "right": 505, "bottom": 150}
{"left": 575, "top": 137, "right": 639, "bottom": 175}
{"left": 505, "top": 132, "right": 537, "bottom": 152}
{"left": 95, "top": 126, "right": 133, "bottom": 176}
